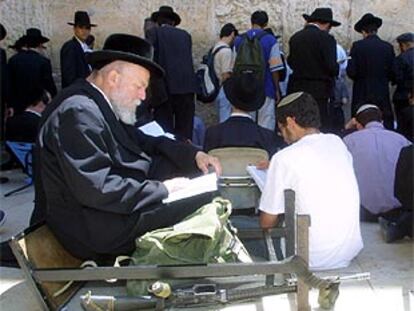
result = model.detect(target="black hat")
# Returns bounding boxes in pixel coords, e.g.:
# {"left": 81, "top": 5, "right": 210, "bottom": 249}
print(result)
{"left": 303, "top": 8, "right": 341, "bottom": 27}
{"left": 8, "top": 36, "right": 27, "bottom": 51}
{"left": 68, "top": 11, "right": 97, "bottom": 27}
{"left": 223, "top": 73, "right": 265, "bottom": 112}
{"left": 24, "top": 28, "right": 49, "bottom": 46}
{"left": 0, "top": 23, "right": 6, "bottom": 41}
{"left": 396, "top": 32, "right": 414, "bottom": 43}
{"left": 86, "top": 33, "right": 164, "bottom": 79}
{"left": 151, "top": 6, "right": 181, "bottom": 26}
{"left": 354, "top": 13, "right": 382, "bottom": 33}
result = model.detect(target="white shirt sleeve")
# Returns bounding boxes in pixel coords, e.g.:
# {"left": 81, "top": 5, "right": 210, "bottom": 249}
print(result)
{"left": 259, "top": 154, "right": 293, "bottom": 215}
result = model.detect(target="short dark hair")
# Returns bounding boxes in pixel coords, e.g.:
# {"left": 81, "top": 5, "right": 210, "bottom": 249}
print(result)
{"left": 251, "top": 11, "right": 268, "bottom": 27}
{"left": 361, "top": 23, "right": 378, "bottom": 33}
{"left": 0, "top": 23, "right": 6, "bottom": 41}
{"left": 276, "top": 92, "right": 321, "bottom": 128}
{"left": 220, "top": 23, "right": 238, "bottom": 38}
{"left": 356, "top": 108, "right": 382, "bottom": 126}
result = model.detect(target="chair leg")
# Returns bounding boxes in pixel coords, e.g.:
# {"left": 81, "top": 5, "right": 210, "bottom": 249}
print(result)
{"left": 4, "top": 183, "right": 33, "bottom": 197}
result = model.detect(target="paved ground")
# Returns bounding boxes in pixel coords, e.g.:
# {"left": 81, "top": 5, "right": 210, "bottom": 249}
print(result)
{"left": 0, "top": 169, "right": 413, "bottom": 310}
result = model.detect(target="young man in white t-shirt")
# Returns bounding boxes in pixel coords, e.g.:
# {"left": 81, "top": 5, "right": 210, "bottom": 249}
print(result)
{"left": 213, "top": 23, "right": 238, "bottom": 122}
{"left": 259, "top": 92, "right": 363, "bottom": 270}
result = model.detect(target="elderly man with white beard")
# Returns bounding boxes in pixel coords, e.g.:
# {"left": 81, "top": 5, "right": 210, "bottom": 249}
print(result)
{"left": 33, "top": 34, "right": 221, "bottom": 262}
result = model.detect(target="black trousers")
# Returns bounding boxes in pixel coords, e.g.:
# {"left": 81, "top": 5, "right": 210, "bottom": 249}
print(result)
{"left": 154, "top": 93, "right": 195, "bottom": 140}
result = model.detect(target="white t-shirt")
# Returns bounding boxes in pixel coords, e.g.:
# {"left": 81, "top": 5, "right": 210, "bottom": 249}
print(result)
{"left": 259, "top": 133, "right": 363, "bottom": 270}
{"left": 212, "top": 41, "right": 233, "bottom": 85}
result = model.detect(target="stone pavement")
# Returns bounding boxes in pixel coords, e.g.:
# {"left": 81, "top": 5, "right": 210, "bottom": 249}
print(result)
{"left": 0, "top": 169, "right": 413, "bottom": 311}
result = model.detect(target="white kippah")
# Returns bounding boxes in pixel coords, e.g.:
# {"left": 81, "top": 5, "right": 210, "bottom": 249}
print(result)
{"left": 356, "top": 104, "right": 379, "bottom": 115}
{"left": 278, "top": 92, "right": 304, "bottom": 108}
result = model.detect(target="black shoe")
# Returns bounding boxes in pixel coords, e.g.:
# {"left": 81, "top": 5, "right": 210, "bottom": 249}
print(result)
{"left": 0, "top": 177, "right": 9, "bottom": 184}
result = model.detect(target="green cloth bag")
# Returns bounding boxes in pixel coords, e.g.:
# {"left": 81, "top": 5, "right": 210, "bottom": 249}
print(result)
{"left": 126, "top": 197, "right": 252, "bottom": 296}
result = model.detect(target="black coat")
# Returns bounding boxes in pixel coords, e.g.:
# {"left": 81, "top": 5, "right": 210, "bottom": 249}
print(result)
{"left": 395, "top": 145, "right": 413, "bottom": 211}
{"left": 347, "top": 35, "right": 395, "bottom": 113}
{"left": 7, "top": 50, "right": 57, "bottom": 113}
{"left": 392, "top": 47, "right": 414, "bottom": 104}
{"left": 34, "top": 80, "right": 202, "bottom": 260}
{"left": 5, "top": 110, "right": 41, "bottom": 142}
{"left": 146, "top": 25, "right": 196, "bottom": 94}
{"left": 203, "top": 116, "right": 284, "bottom": 156}
{"left": 60, "top": 38, "right": 90, "bottom": 88}
{"left": 287, "top": 24, "right": 338, "bottom": 99}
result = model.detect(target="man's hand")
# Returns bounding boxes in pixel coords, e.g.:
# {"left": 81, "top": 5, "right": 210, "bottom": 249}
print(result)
{"left": 163, "top": 177, "right": 190, "bottom": 194}
{"left": 195, "top": 151, "right": 222, "bottom": 175}
{"left": 345, "top": 117, "right": 358, "bottom": 130}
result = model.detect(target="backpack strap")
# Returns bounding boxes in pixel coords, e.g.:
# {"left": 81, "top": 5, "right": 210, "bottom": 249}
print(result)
{"left": 212, "top": 45, "right": 231, "bottom": 57}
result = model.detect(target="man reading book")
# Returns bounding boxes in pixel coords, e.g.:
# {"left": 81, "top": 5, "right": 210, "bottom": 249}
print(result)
{"left": 32, "top": 34, "right": 221, "bottom": 262}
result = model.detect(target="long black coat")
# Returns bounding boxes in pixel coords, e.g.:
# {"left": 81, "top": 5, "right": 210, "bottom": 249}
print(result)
{"left": 204, "top": 116, "right": 284, "bottom": 156}
{"left": 287, "top": 24, "right": 338, "bottom": 99}
{"left": 7, "top": 50, "right": 57, "bottom": 113}
{"left": 60, "top": 38, "right": 90, "bottom": 88}
{"left": 34, "top": 80, "right": 203, "bottom": 260}
{"left": 146, "top": 25, "right": 196, "bottom": 94}
{"left": 347, "top": 35, "right": 395, "bottom": 115}
{"left": 392, "top": 47, "right": 414, "bottom": 104}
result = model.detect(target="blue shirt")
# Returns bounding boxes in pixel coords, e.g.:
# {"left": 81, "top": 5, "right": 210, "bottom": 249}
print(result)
{"left": 343, "top": 121, "right": 412, "bottom": 214}
{"left": 234, "top": 29, "right": 284, "bottom": 99}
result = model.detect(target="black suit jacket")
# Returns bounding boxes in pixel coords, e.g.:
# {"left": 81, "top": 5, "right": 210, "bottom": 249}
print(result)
{"left": 395, "top": 145, "right": 413, "bottom": 211}
{"left": 204, "top": 116, "right": 284, "bottom": 156}
{"left": 5, "top": 110, "right": 41, "bottom": 142}
{"left": 287, "top": 24, "right": 338, "bottom": 99}
{"left": 60, "top": 38, "right": 90, "bottom": 88}
{"left": 146, "top": 25, "right": 196, "bottom": 94}
{"left": 347, "top": 35, "right": 395, "bottom": 112}
{"left": 7, "top": 50, "right": 57, "bottom": 113}
{"left": 33, "top": 80, "right": 202, "bottom": 259}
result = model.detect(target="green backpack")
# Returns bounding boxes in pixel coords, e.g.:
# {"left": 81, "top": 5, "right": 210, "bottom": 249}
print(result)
{"left": 233, "top": 31, "right": 268, "bottom": 88}
{"left": 126, "top": 197, "right": 252, "bottom": 296}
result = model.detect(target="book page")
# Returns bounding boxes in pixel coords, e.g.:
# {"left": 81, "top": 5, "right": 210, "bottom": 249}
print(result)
{"left": 138, "top": 121, "right": 176, "bottom": 140}
{"left": 162, "top": 173, "right": 218, "bottom": 204}
{"left": 246, "top": 165, "right": 267, "bottom": 192}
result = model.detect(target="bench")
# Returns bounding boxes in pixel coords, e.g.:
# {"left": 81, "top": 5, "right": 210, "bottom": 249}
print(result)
{"left": 10, "top": 190, "right": 318, "bottom": 311}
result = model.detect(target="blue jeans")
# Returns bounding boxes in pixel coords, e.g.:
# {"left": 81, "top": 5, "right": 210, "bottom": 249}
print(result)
{"left": 216, "top": 87, "right": 232, "bottom": 123}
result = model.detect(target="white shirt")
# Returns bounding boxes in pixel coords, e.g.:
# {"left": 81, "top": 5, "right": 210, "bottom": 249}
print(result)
{"left": 75, "top": 36, "right": 89, "bottom": 52}
{"left": 259, "top": 133, "right": 363, "bottom": 270}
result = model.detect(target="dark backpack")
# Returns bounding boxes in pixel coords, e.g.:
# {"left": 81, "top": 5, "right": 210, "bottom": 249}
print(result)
{"left": 196, "top": 45, "right": 230, "bottom": 103}
{"left": 233, "top": 31, "right": 269, "bottom": 87}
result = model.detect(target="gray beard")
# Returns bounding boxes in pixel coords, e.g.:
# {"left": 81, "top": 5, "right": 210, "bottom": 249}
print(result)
{"left": 111, "top": 100, "right": 139, "bottom": 125}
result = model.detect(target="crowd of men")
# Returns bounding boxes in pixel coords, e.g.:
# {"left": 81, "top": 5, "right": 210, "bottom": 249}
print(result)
{"left": 0, "top": 5, "right": 412, "bottom": 270}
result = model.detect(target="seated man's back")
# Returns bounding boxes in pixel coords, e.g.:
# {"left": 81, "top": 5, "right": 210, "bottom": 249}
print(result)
{"left": 343, "top": 105, "right": 412, "bottom": 216}
{"left": 260, "top": 92, "right": 363, "bottom": 270}
{"left": 204, "top": 72, "right": 284, "bottom": 156}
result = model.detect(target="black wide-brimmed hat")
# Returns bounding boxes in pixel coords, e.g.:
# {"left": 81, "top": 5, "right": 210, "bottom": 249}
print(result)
{"left": 303, "top": 8, "right": 341, "bottom": 27}
{"left": 151, "top": 6, "right": 181, "bottom": 26}
{"left": 354, "top": 13, "right": 382, "bottom": 33}
{"left": 223, "top": 73, "right": 265, "bottom": 112}
{"left": 8, "top": 36, "right": 27, "bottom": 50}
{"left": 68, "top": 11, "right": 97, "bottom": 27}
{"left": 23, "top": 28, "right": 49, "bottom": 46}
{"left": 86, "top": 33, "right": 164, "bottom": 78}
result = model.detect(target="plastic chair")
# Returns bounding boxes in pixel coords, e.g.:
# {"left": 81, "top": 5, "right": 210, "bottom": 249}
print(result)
{"left": 208, "top": 147, "right": 268, "bottom": 210}
{"left": 4, "top": 141, "right": 34, "bottom": 197}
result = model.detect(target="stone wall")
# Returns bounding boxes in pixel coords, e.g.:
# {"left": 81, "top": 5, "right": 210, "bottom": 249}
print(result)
{"left": 1, "top": 0, "right": 413, "bottom": 71}
{"left": 1, "top": 0, "right": 412, "bottom": 123}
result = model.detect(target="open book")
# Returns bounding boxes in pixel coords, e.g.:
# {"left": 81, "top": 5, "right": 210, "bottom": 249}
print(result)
{"left": 138, "top": 121, "right": 175, "bottom": 140}
{"left": 163, "top": 173, "right": 218, "bottom": 204}
{"left": 246, "top": 165, "right": 267, "bottom": 192}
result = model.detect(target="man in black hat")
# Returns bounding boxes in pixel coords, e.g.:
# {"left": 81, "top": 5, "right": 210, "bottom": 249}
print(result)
{"left": 32, "top": 34, "right": 221, "bottom": 260}
{"left": 60, "top": 11, "right": 97, "bottom": 88}
{"left": 7, "top": 28, "right": 56, "bottom": 114}
{"left": 287, "top": 7, "right": 340, "bottom": 131}
{"left": 146, "top": 5, "right": 197, "bottom": 140}
{"left": 347, "top": 13, "right": 395, "bottom": 129}
{"left": 204, "top": 72, "right": 284, "bottom": 156}
{"left": 392, "top": 32, "right": 414, "bottom": 131}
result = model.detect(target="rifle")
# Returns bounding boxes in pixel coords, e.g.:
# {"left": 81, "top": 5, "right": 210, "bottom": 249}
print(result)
{"left": 80, "top": 272, "right": 370, "bottom": 311}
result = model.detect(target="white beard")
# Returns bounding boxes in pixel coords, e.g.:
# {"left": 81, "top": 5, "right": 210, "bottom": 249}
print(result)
{"left": 111, "top": 99, "right": 141, "bottom": 125}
